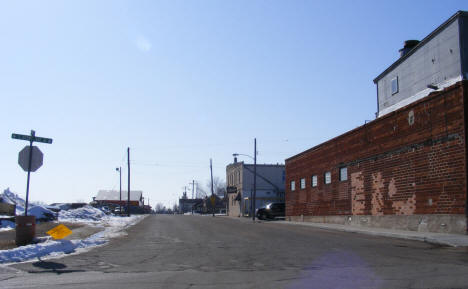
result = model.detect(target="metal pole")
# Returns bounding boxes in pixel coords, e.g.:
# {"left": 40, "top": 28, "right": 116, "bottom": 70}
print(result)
{"left": 127, "top": 147, "right": 130, "bottom": 217}
{"left": 210, "top": 159, "right": 214, "bottom": 217}
{"left": 253, "top": 138, "right": 257, "bottom": 221}
{"left": 192, "top": 180, "right": 195, "bottom": 215}
{"left": 119, "top": 167, "right": 122, "bottom": 214}
{"left": 24, "top": 130, "right": 35, "bottom": 216}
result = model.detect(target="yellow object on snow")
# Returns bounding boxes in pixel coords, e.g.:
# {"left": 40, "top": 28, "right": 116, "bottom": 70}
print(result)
{"left": 46, "top": 224, "right": 72, "bottom": 240}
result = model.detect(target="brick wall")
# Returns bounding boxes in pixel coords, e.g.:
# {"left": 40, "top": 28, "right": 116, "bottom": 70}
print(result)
{"left": 285, "top": 81, "right": 467, "bottom": 219}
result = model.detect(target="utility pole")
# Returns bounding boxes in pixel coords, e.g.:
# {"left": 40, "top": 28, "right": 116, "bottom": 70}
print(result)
{"left": 210, "top": 158, "right": 215, "bottom": 217}
{"left": 116, "top": 167, "right": 122, "bottom": 214}
{"left": 192, "top": 180, "right": 195, "bottom": 215}
{"left": 253, "top": 138, "right": 257, "bottom": 222}
{"left": 127, "top": 147, "right": 131, "bottom": 217}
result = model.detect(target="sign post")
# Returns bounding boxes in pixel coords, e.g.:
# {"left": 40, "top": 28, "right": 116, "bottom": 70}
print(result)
{"left": 12, "top": 130, "right": 53, "bottom": 216}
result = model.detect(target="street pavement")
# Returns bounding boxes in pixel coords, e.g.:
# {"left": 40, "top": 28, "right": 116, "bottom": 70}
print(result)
{"left": 1, "top": 215, "right": 468, "bottom": 289}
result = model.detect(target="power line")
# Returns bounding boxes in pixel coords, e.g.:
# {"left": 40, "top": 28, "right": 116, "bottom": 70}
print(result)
{"left": 130, "top": 161, "right": 225, "bottom": 169}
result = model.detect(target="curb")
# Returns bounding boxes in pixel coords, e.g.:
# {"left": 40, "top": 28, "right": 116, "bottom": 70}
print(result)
{"left": 274, "top": 221, "right": 468, "bottom": 247}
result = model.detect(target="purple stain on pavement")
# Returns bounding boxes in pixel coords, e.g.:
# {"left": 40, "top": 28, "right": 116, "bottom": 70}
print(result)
{"left": 287, "top": 251, "right": 382, "bottom": 289}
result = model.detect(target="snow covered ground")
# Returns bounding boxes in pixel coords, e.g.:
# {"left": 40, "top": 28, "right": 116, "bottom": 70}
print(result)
{"left": 0, "top": 221, "right": 15, "bottom": 232}
{"left": 0, "top": 213, "right": 145, "bottom": 264}
{"left": 0, "top": 188, "right": 56, "bottom": 225}
{"left": 0, "top": 189, "right": 146, "bottom": 264}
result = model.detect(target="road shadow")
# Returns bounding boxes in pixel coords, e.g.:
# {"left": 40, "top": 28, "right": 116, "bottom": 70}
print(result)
{"left": 29, "top": 258, "right": 85, "bottom": 275}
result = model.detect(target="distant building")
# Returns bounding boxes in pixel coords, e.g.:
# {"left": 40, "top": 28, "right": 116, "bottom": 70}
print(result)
{"left": 179, "top": 198, "right": 203, "bottom": 214}
{"left": 94, "top": 190, "right": 144, "bottom": 207}
{"left": 375, "top": 11, "right": 468, "bottom": 117}
{"left": 202, "top": 194, "right": 226, "bottom": 215}
{"left": 226, "top": 158, "right": 285, "bottom": 217}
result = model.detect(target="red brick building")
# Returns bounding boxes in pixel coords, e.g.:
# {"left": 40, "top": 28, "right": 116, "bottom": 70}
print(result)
{"left": 285, "top": 81, "right": 467, "bottom": 234}
{"left": 286, "top": 11, "right": 468, "bottom": 234}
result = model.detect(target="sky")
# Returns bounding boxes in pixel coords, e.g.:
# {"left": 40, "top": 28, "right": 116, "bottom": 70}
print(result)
{"left": 1, "top": 0, "right": 468, "bottom": 208}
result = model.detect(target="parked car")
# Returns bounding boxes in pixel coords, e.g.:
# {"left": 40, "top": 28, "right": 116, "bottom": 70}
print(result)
{"left": 256, "top": 202, "right": 285, "bottom": 220}
{"left": 99, "top": 206, "right": 111, "bottom": 215}
{"left": 113, "top": 206, "right": 125, "bottom": 214}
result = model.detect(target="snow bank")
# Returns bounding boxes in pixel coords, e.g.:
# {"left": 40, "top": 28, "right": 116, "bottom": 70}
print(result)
{"left": 0, "top": 188, "right": 26, "bottom": 215}
{"left": 0, "top": 188, "right": 55, "bottom": 221}
{"left": 0, "top": 220, "right": 14, "bottom": 232}
{"left": 58, "top": 205, "right": 106, "bottom": 222}
{"left": 0, "top": 215, "right": 146, "bottom": 264}
{"left": 0, "top": 188, "right": 147, "bottom": 264}
{"left": 28, "top": 206, "right": 56, "bottom": 221}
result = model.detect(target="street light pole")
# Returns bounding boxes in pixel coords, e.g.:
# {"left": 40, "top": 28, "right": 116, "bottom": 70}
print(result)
{"left": 232, "top": 138, "right": 258, "bottom": 222}
{"left": 253, "top": 138, "right": 257, "bottom": 222}
{"left": 116, "top": 167, "right": 122, "bottom": 214}
{"left": 210, "top": 158, "right": 215, "bottom": 217}
{"left": 192, "top": 180, "right": 195, "bottom": 215}
{"left": 127, "top": 147, "right": 130, "bottom": 217}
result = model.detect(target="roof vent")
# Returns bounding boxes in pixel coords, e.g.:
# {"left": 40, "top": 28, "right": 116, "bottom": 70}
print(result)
{"left": 399, "top": 40, "right": 420, "bottom": 57}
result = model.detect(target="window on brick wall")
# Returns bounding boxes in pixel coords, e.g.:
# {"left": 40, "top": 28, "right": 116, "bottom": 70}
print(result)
{"left": 300, "top": 178, "right": 306, "bottom": 189}
{"left": 290, "top": 180, "right": 296, "bottom": 191}
{"left": 312, "top": 175, "right": 317, "bottom": 187}
{"left": 324, "top": 171, "right": 331, "bottom": 184}
{"left": 339, "top": 167, "right": 348, "bottom": 181}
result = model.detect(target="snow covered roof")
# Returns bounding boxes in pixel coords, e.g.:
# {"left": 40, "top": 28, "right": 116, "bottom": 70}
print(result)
{"left": 95, "top": 190, "right": 143, "bottom": 201}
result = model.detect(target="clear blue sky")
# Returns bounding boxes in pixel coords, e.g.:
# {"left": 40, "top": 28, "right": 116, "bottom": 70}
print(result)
{"left": 1, "top": 0, "right": 467, "bottom": 207}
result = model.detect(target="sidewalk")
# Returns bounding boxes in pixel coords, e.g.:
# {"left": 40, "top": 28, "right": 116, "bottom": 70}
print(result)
{"left": 275, "top": 220, "right": 468, "bottom": 247}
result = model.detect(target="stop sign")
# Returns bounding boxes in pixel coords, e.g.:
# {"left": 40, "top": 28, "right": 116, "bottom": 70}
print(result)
{"left": 18, "top": 146, "right": 43, "bottom": 172}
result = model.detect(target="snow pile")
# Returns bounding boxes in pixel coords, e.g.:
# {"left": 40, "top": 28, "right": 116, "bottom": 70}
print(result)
{"left": 0, "top": 189, "right": 57, "bottom": 223}
{"left": 0, "top": 188, "right": 23, "bottom": 205}
{"left": 0, "top": 188, "right": 26, "bottom": 215}
{"left": 0, "top": 189, "right": 57, "bottom": 225}
{"left": 0, "top": 220, "right": 14, "bottom": 232}
{"left": 0, "top": 215, "right": 146, "bottom": 264}
{"left": 58, "top": 206, "right": 106, "bottom": 222}
{"left": 28, "top": 206, "right": 56, "bottom": 222}
{"left": 0, "top": 188, "right": 147, "bottom": 263}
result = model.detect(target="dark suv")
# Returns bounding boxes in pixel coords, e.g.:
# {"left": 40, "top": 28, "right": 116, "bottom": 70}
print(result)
{"left": 256, "top": 202, "right": 285, "bottom": 220}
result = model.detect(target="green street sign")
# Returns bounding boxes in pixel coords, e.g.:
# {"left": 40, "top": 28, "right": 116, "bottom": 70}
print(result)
{"left": 34, "top": 136, "right": 53, "bottom": 144}
{"left": 12, "top": 133, "right": 53, "bottom": 144}
{"left": 11, "top": 134, "right": 31, "bottom": 141}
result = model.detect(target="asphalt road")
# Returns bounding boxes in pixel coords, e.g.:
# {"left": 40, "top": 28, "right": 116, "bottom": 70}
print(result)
{"left": 1, "top": 215, "right": 468, "bottom": 289}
